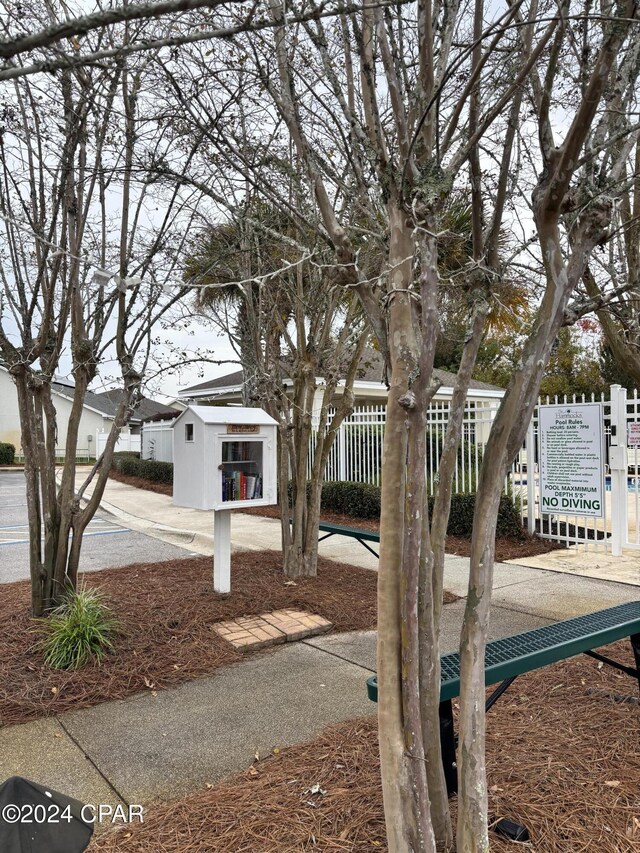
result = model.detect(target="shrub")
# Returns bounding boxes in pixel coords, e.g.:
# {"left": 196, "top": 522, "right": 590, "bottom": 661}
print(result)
{"left": 322, "top": 480, "right": 381, "bottom": 518}
{"left": 288, "top": 479, "right": 525, "bottom": 538}
{"left": 111, "top": 453, "right": 172, "bottom": 484}
{"left": 431, "top": 493, "right": 524, "bottom": 539}
{"left": 0, "top": 442, "right": 16, "bottom": 464}
{"left": 37, "top": 586, "right": 120, "bottom": 670}
{"left": 139, "top": 458, "right": 173, "bottom": 485}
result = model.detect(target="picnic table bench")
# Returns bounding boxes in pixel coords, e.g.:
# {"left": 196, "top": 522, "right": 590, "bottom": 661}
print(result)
{"left": 318, "top": 521, "right": 380, "bottom": 558}
{"left": 367, "top": 601, "right": 640, "bottom": 797}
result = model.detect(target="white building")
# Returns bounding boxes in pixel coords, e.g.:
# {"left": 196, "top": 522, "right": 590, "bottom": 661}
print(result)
{"left": 178, "top": 349, "right": 505, "bottom": 429}
{"left": 0, "top": 365, "right": 176, "bottom": 459}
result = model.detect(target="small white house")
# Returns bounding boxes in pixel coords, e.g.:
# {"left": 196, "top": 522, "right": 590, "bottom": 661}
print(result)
{"left": 172, "top": 405, "right": 278, "bottom": 511}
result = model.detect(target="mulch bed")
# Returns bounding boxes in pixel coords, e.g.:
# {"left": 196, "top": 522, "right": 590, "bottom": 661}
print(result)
{"left": 242, "top": 504, "right": 564, "bottom": 563}
{"left": 1, "top": 552, "right": 455, "bottom": 728}
{"left": 90, "top": 643, "right": 640, "bottom": 852}
{"left": 0, "top": 552, "right": 376, "bottom": 727}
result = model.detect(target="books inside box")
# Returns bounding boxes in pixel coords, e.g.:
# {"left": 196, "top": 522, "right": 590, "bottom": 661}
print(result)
{"left": 220, "top": 440, "right": 263, "bottom": 502}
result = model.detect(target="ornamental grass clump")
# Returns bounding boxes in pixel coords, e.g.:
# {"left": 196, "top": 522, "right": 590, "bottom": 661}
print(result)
{"left": 38, "top": 586, "right": 120, "bottom": 670}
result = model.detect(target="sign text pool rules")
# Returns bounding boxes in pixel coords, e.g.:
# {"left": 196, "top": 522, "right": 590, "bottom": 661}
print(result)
{"left": 539, "top": 403, "right": 604, "bottom": 517}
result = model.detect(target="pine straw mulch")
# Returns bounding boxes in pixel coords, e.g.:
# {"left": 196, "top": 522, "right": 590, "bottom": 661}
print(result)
{"left": 2, "top": 551, "right": 456, "bottom": 728}
{"left": 240, "top": 504, "right": 564, "bottom": 563}
{"left": 91, "top": 644, "right": 640, "bottom": 853}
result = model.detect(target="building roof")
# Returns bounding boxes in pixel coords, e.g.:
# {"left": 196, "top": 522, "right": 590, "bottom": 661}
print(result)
{"left": 0, "top": 366, "right": 178, "bottom": 421}
{"left": 51, "top": 381, "right": 119, "bottom": 417}
{"left": 180, "top": 350, "right": 504, "bottom": 397}
{"left": 351, "top": 348, "right": 505, "bottom": 391}
{"left": 143, "top": 410, "right": 181, "bottom": 423}
{"left": 50, "top": 382, "right": 177, "bottom": 422}
{"left": 183, "top": 371, "right": 244, "bottom": 393}
{"left": 93, "top": 390, "right": 178, "bottom": 422}
{"left": 174, "top": 405, "right": 278, "bottom": 426}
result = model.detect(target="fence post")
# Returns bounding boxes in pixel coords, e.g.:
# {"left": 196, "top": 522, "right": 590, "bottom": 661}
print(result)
{"left": 609, "top": 384, "right": 627, "bottom": 557}
{"left": 525, "top": 415, "right": 536, "bottom": 535}
{"left": 338, "top": 421, "right": 346, "bottom": 482}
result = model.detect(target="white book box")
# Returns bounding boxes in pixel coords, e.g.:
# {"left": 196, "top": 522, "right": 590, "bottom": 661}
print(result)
{"left": 172, "top": 405, "right": 278, "bottom": 511}
{"left": 172, "top": 406, "right": 278, "bottom": 594}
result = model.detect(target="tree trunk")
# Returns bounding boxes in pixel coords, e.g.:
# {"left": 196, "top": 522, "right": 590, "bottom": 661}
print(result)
{"left": 378, "top": 204, "right": 437, "bottom": 852}
{"left": 423, "top": 304, "right": 487, "bottom": 851}
{"left": 284, "top": 382, "right": 312, "bottom": 576}
{"left": 14, "top": 370, "right": 46, "bottom": 614}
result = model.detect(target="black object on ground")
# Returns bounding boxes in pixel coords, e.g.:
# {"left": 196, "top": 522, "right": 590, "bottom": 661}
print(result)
{"left": 494, "top": 817, "right": 531, "bottom": 842}
{"left": 0, "top": 776, "right": 93, "bottom": 853}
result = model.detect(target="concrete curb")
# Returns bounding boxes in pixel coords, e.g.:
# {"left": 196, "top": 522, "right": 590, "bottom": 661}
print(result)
{"left": 83, "top": 494, "right": 213, "bottom": 555}
{"left": 85, "top": 493, "right": 255, "bottom": 557}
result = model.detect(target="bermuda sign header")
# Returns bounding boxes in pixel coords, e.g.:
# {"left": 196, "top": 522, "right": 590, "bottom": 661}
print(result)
{"left": 539, "top": 403, "right": 604, "bottom": 518}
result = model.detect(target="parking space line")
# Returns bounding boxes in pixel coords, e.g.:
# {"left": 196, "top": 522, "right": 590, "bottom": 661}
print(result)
{"left": 0, "top": 529, "right": 131, "bottom": 546}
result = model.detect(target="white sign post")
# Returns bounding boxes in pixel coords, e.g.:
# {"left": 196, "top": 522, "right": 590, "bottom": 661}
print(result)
{"left": 539, "top": 403, "right": 604, "bottom": 517}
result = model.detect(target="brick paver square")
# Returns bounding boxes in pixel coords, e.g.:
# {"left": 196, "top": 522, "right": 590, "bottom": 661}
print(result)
{"left": 212, "top": 610, "right": 332, "bottom": 652}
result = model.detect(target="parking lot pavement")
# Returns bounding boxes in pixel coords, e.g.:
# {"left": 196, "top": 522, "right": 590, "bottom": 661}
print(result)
{"left": 0, "top": 470, "right": 197, "bottom": 584}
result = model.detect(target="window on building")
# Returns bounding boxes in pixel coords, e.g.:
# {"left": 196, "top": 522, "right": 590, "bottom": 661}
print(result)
{"left": 185, "top": 423, "right": 194, "bottom": 442}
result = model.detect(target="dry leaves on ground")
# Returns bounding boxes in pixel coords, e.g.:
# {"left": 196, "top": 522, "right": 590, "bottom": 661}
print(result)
{"left": 91, "top": 641, "right": 640, "bottom": 852}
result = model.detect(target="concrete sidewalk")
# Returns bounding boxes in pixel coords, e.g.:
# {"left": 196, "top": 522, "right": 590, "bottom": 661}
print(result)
{"left": 2, "top": 475, "right": 639, "bottom": 819}
{"left": 93, "top": 475, "right": 640, "bottom": 584}
{"left": 82, "top": 475, "right": 381, "bottom": 570}
{"left": 0, "top": 602, "right": 552, "bottom": 813}
{"left": 508, "top": 544, "right": 640, "bottom": 586}
{"left": 3, "top": 569, "right": 638, "bottom": 816}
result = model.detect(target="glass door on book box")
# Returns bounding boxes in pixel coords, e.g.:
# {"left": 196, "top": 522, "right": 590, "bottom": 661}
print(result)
{"left": 220, "top": 440, "right": 263, "bottom": 502}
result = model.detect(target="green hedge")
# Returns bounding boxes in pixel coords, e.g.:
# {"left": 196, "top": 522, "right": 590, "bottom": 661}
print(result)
{"left": 112, "top": 452, "right": 173, "bottom": 485}
{"left": 437, "top": 493, "right": 523, "bottom": 539}
{"left": 287, "top": 479, "right": 524, "bottom": 539}
{"left": 322, "top": 481, "right": 382, "bottom": 519}
{"left": 0, "top": 442, "right": 15, "bottom": 465}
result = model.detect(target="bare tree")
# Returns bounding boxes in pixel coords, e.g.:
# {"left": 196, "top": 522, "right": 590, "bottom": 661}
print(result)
{"left": 0, "top": 0, "right": 415, "bottom": 81}
{"left": 576, "top": 132, "right": 640, "bottom": 382}
{"left": 183, "top": 194, "right": 371, "bottom": 577}
{"left": 181, "top": 1, "right": 639, "bottom": 850}
{"left": 3, "top": 1, "right": 637, "bottom": 849}
{"left": 0, "top": 27, "right": 204, "bottom": 616}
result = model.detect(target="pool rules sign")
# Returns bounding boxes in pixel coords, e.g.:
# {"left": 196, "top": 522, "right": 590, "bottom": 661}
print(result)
{"left": 539, "top": 403, "right": 605, "bottom": 517}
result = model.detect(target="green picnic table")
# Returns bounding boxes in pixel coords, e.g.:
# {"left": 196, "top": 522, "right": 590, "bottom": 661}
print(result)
{"left": 318, "top": 521, "right": 380, "bottom": 557}
{"left": 367, "top": 600, "right": 640, "bottom": 797}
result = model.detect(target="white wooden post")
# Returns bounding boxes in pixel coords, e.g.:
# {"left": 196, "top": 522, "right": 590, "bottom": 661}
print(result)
{"left": 213, "top": 509, "right": 231, "bottom": 593}
{"left": 609, "top": 384, "right": 627, "bottom": 557}
{"left": 525, "top": 416, "right": 536, "bottom": 535}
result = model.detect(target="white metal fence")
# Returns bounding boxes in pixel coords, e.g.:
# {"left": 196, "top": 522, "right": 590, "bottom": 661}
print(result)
{"left": 140, "top": 388, "right": 640, "bottom": 555}
{"left": 609, "top": 385, "right": 640, "bottom": 554}
{"left": 312, "top": 390, "right": 640, "bottom": 555}
{"left": 309, "top": 399, "right": 502, "bottom": 495}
